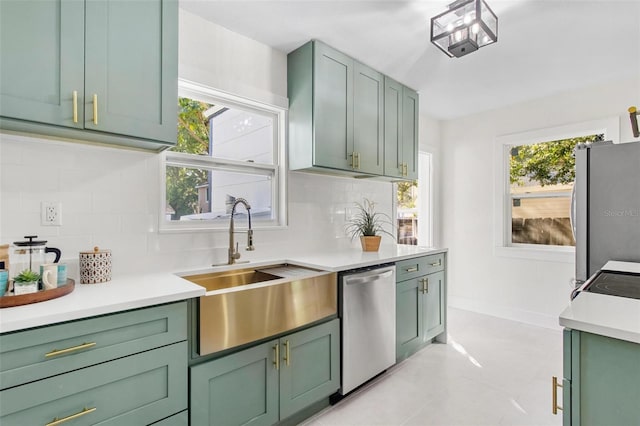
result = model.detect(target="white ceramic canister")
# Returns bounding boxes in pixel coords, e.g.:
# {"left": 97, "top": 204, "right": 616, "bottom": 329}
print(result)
{"left": 79, "top": 246, "right": 112, "bottom": 284}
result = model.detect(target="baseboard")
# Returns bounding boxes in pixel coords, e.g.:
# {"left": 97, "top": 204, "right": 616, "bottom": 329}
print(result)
{"left": 449, "top": 296, "right": 563, "bottom": 331}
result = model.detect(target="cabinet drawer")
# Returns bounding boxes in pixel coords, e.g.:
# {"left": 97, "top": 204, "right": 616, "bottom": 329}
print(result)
{"left": 0, "top": 302, "right": 187, "bottom": 390}
{"left": 0, "top": 341, "right": 187, "bottom": 425}
{"left": 396, "top": 253, "right": 445, "bottom": 282}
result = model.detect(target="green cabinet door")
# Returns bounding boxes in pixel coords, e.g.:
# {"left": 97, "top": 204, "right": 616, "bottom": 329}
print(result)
{"left": 0, "top": 0, "right": 84, "bottom": 127}
{"left": 423, "top": 271, "right": 445, "bottom": 341}
{"left": 353, "top": 62, "right": 384, "bottom": 175}
{"left": 313, "top": 41, "right": 354, "bottom": 171}
{"left": 383, "top": 77, "right": 419, "bottom": 180}
{"left": 85, "top": 0, "right": 177, "bottom": 144}
{"left": 384, "top": 77, "right": 403, "bottom": 178}
{"left": 401, "top": 86, "right": 419, "bottom": 180}
{"left": 396, "top": 277, "right": 424, "bottom": 361}
{"left": 190, "top": 340, "right": 279, "bottom": 426}
{"left": 568, "top": 330, "right": 640, "bottom": 426}
{"left": 279, "top": 319, "right": 340, "bottom": 420}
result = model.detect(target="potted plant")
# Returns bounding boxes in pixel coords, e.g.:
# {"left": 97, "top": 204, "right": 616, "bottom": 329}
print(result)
{"left": 346, "top": 199, "right": 394, "bottom": 252}
{"left": 13, "top": 269, "right": 40, "bottom": 295}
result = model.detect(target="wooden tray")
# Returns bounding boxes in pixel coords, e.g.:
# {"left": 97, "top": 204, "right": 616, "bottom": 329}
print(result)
{"left": 0, "top": 279, "right": 75, "bottom": 308}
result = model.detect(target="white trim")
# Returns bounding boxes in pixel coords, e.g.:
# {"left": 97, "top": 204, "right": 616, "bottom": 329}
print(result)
{"left": 160, "top": 80, "right": 288, "bottom": 232}
{"left": 494, "top": 116, "right": 619, "bottom": 261}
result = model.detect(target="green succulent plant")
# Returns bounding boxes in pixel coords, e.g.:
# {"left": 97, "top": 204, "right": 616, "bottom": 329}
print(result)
{"left": 346, "top": 198, "right": 394, "bottom": 239}
{"left": 14, "top": 269, "right": 41, "bottom": 283}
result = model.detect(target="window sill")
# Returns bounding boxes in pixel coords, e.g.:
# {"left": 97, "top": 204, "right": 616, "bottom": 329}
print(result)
{"left": 494, "top": 245, "right": 575, "bottom": 263}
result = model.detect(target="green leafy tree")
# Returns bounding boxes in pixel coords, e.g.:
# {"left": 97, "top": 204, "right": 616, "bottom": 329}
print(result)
{"left": 510, "top": 134, "right": 603, "bottom": 186}
{"left": 397, "top": 180, "right": 418, "bottom": 209}
{"left": 166, "top": 98, "right": 212, "bottom": 219}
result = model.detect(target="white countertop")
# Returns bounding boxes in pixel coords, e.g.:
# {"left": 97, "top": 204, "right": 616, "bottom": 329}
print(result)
{"left": 0, "top": 274, "right": 205, "bottom": 334}
{"left": 0, "top": 245, "right": 446, "bottom": 334}
{"left": 559, "top": 261, "right": 640, "bottom": 344}
{"left": 287, "top": 245, "right": 447, "bottom": 272}
{"left": 559, "top": 292, "right": 640, "bottom": 344}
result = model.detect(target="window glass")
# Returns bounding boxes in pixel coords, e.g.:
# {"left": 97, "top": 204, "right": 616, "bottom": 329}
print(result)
{"left": 508, "top": 134, "right": 603, "bottom": 246}
{"left": 162, "top": 83, "right": 285, "bottom": 230}
{"left": 396, "top": 152, "right": 433, "bottom": 246}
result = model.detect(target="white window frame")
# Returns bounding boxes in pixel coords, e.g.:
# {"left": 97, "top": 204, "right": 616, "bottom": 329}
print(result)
{"left": 160, "top": 79, "right": 288, "bottom": 232}
{"left": 493, "top": 117, "right": 619, "bottom": 262}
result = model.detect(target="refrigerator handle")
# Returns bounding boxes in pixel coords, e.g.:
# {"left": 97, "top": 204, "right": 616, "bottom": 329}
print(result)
{"left": 570, "top": 183, "right": 577, "bottom": 242}
{"left": 574, "top": 144, "right": 589, "bottom": 283}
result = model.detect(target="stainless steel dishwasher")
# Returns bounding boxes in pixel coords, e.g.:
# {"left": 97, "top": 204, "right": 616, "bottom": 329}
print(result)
{"left": 340, "top": 264, "right": 396, "bottom": 395}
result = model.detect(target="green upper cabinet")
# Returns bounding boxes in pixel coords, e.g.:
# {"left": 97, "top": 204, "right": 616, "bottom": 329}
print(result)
{"left": 384, "top": 77, "right": 419, "bottom": 180}
{"left": 0, "top": 0, "right": 85, "bottom": 127}
{"left": 0, "top": 0, "right": 177, "bottom": 151}
{"left": 312, "top": 41, "right": 354, "bottom": 171}
{"left": 353, "top": 62, "right": 384, "bottom": 175}
{"left": 288, "top": 40, "right": 394, "bottom": 177}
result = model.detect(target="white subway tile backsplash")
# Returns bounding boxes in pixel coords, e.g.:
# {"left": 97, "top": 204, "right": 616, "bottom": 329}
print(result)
{"left": 1, "top": 135, "right": 395, "bottom": 276}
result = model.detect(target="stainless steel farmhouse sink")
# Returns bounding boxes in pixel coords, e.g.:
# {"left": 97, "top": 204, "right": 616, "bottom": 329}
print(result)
{"left": 181, "top": 264, "right": 337, "bottom": 356}
{"left": 183, "top": 268, "right": 281, "bottom": 291}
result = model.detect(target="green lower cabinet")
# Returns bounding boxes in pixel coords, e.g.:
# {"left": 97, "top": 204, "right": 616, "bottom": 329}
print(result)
{"left": 396, "top": 277, "right": 424, "bottom": 360}
{"left": 190, "top": 340, "right": 279, "bottom": 426}
{"left": 396, "top": 255, "right": 447, "bottom": 362}
{"left": 279, "top": 319, "right": 340, "bottom": 419}
{"left": 563, "top": 329, "right": 640, "bottom": 426}
{"left": 190, "top": 319, "right": 340, "bottom": 426}
{"left": 0, "top": 342, "right": 187, "bottom": 425}
{"left": 423, "top": 270, "right": 445, "bottom": 341}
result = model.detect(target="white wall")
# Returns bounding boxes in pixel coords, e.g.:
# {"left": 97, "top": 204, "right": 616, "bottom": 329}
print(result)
{"left": 440, "top": 76, "right": 640, "bottom": 329}
{"left": 179, "top": 9, "right": 288, "bottom": 108}
{"left": 0, "top": 12, "right": 396, "bottom": 280}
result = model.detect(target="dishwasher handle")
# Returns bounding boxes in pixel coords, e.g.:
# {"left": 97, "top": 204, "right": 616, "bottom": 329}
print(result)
{"left": 345, "top": 269, "right": 394, "bottom": 285}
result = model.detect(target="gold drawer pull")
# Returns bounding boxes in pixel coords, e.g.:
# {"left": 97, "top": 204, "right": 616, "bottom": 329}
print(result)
{"left": 273, "top": 343, "right": 280, "bottom": 370}
{"left": 92, "top": 94, "right": 98, "bottom": 125}
{"left": 430, "top": 260, "right": 442, "bottom": 267}
{"left": 45, "top": 342, "right": 96, "bottom": 358}
{"left": 552, "top": 376, "right": 563, "bottom": 414}
{"left": 72, "top": 90, "right": 78, "bottom": 123}
{"left": 405, "top": 267, "right": 418, "bottom": 273}
{"left": 46, "top": 407, "right": 96, "bottom": 426}
{"left": 284, "top": 340, "right": 291, "bottom": 366}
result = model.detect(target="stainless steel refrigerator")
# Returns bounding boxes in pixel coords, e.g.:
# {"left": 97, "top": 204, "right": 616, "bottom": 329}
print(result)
{"left": 574, "top": 141, "right": 640, "bottom": 284}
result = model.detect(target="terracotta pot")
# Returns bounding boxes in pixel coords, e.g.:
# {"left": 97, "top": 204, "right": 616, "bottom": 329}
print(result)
{"left": 360, "top": 236, "right": 382, "bottom": 252}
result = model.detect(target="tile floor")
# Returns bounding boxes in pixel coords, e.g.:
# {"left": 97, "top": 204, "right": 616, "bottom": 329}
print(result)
{"left": 303, "top": 308, "right": 563, "bottom": 426}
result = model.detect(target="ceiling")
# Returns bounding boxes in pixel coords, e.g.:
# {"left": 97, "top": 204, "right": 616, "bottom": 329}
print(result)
{"left": 179, "top": 0, "right": 640, "bottom": 120}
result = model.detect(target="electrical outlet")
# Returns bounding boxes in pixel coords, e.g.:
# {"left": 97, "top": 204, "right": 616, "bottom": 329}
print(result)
{"left": 41, "top": 201, "right": 62, "bottom": 226}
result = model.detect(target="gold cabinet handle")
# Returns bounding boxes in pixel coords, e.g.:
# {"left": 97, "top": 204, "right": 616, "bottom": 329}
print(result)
{"left": 72, "top": 90, "right": 78, "bottom": 123}
{"left": 424, "top": 277, "right": 429, "bottom": 294}
{"left": 45, "top": 342, "right": 96, "bottom": 358}
{"left": 273, "top": 343, "right": 280, "bottom": 370}
{"left": 355, "top": 152, "right": 360, "bottom": 170}
{"left": 552, "top": 376, "right": 563, "bottom": 414}
{"left": 46, "top": 407, "right": 96, "bottom": 426}
{"left": 430, "top": 260, "right": 442, "bottom": 267}
{"left": 403, "top": 163, "right": 406, "bottom": 176}
{"left": 405, "top": 266, "right": 418, "bottom": 273}
{"left": 92, "top": 94, "right": 98, "bottom": 125}
{"left": 284, "top": 340, "right": 290, "bottom": 366}
{"left": 349, "top": 152, "right": 355, "bottom": 169}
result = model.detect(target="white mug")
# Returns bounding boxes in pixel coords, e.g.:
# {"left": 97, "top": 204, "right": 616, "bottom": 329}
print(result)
{"left": 41, "top": 263, "right": 58, "bottom": 290}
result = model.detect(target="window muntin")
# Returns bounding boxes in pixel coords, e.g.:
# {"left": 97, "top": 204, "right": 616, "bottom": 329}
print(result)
{"left": 162, "top": 81, "right": 286, "bottom": 230}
